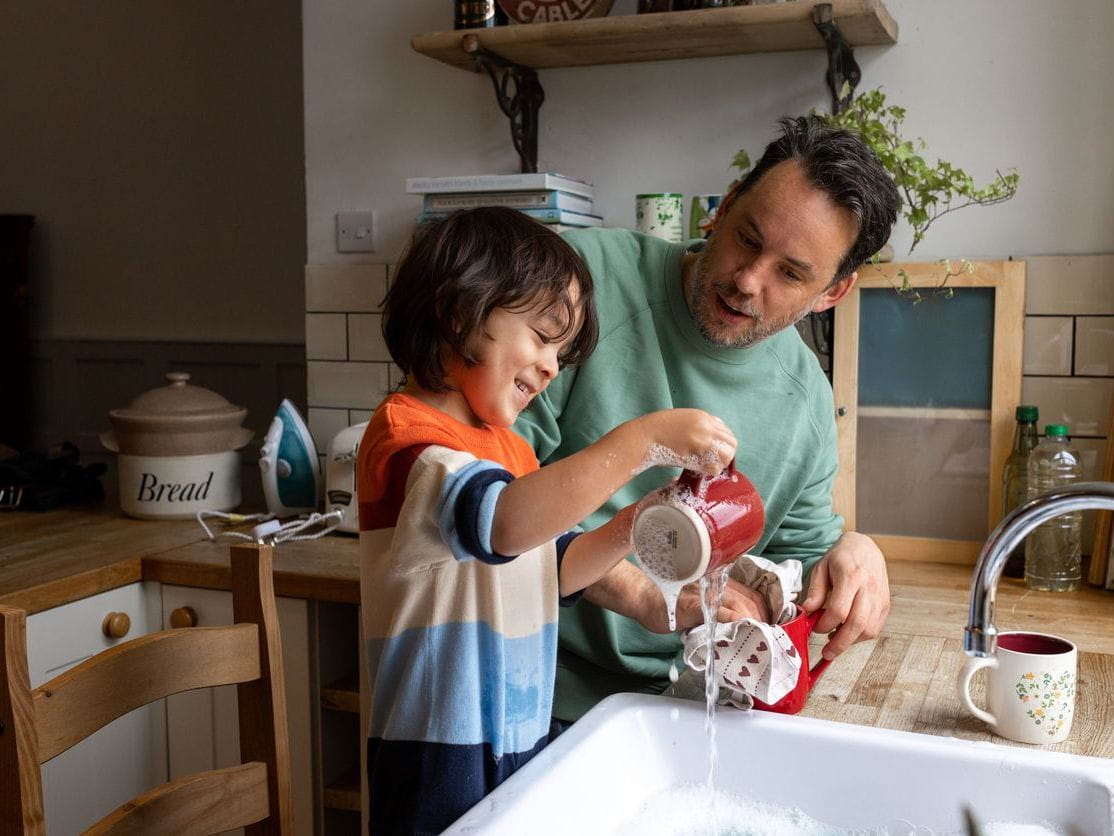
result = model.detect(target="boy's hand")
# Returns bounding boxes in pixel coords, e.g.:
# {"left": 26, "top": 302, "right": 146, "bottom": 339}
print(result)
{"left": 634, "top": 408, "right": 737, "bottom": 476}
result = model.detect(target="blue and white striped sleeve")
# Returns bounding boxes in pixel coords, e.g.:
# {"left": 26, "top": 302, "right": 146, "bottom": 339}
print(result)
{"left": 435, "top": 458, "right": 587, "bottom": 594}
{"left": 435, "top": 459, "right": 517, "bottom": 564}
{"left": 555, "top": 531, "right": 584, "bottom": 607}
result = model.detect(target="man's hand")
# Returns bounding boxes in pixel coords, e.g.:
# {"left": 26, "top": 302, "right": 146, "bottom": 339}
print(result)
{"left": 638, "top": 576, "right": 770, "bottom": 634}
{"left": 800, "top": 531, "right": 890, "bottom": 660}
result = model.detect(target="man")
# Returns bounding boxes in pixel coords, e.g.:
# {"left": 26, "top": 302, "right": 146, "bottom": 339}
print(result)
{"left": 514, "top": 115, "right": 901, "bottom": 723}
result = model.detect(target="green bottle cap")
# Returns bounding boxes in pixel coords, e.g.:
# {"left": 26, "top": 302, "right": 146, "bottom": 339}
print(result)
{"left": 1045, "top": 424, "right": 1069, "bottom": 437}
{"left": 1016, "top": 405, "right": 1038, "bottom": 421}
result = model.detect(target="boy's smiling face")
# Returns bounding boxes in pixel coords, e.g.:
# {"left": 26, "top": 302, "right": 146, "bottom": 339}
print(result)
{"left": 442, "top": 284, "right": 582, "bottom": 429}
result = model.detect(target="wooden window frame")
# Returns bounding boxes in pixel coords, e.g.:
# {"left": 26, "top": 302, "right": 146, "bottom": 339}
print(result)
{"left": 832, "top": 260, "right": 1025, "bottom": 564}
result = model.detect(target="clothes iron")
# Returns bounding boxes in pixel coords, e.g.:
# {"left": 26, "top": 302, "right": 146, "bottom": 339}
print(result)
{"left": 259, "top": 399, "right": 320, "bottom": 517}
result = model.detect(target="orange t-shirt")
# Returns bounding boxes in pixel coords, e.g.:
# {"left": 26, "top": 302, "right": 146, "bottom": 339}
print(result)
{"left": 357, "top": 392, "right": 539, "bottom": 532}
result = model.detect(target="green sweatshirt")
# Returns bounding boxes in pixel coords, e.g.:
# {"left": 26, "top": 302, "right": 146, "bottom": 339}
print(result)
{"left": 514, "top": 227, "right": 844, "bottom": 721}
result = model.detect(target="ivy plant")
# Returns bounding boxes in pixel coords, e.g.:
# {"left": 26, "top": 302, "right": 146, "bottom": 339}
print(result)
{"left": 822, "top": 87, "right": 1019, "bottom": 255}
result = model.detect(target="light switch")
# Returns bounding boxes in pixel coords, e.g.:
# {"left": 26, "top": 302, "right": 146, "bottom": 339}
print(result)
{"left": 336, "top": 211, "right": 375, "bottom": 253}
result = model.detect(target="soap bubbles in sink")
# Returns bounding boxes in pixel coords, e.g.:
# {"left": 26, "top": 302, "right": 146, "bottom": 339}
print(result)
{"left": 614, "top": 785, "right": 1068, "bottom": 836}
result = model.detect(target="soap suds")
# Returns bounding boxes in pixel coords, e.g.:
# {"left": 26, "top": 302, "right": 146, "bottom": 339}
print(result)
{"left": 633, "top": 440, "right": 730, "bottom": 478}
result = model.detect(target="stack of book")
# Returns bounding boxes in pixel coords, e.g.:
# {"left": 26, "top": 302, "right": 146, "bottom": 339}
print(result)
{"left": 406, "top": 172, "right": 603, "bottom": 231}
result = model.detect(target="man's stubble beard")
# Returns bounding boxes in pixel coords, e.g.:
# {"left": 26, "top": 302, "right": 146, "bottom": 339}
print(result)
{"left": 688, "top": 254, "right": 817, "bottom": 350}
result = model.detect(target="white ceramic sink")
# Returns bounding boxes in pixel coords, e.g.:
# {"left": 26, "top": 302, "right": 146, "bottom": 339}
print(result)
{"left": 446, "top": 693, "right": 1114, "bottom": 835}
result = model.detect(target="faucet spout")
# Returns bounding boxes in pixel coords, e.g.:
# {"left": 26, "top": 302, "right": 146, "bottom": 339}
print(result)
{"left": 966, "top": 482, "right": 1114, "bottom": 657}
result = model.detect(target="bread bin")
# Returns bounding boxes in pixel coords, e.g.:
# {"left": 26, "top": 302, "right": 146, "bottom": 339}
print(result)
{"left": 101, "top": 372, "right": 253, "bottom": 519}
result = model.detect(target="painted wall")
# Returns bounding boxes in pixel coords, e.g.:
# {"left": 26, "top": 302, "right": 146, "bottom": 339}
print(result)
{"left": 300, "top": 0, "right": 1113, "bottom": 558}
{"left": 1, "top": 1, "right": 306, "bottom": 343}
{"left": 303, "top": 0, "right": 1114, "bottom": 266}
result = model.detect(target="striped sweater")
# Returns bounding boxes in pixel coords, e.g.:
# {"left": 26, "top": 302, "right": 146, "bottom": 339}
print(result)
{"left": 357, "top": 393, "right": 578, "bottom": 834}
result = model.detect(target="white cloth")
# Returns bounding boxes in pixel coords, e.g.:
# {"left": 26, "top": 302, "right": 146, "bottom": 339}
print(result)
{"left": 663, "top": 554, "right": 804, "bottom": 710}
{"left": 726, "top": 552, "right": 802, "bottom": 624}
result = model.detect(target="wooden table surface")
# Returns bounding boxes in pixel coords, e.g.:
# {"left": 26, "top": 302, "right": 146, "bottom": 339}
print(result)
{"left": 0, "top": 504, "right": 360, "bottom": 613}
{"left": 801, "top": 561, "right": 1114, "bottom": 758}
{"left": 3, "top": 506, "right": 1113, "bottom": 756}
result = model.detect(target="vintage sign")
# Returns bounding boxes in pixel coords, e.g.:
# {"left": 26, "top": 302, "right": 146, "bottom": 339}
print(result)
{"left": 498, "top": 0, "right": 610, "bottom": 23}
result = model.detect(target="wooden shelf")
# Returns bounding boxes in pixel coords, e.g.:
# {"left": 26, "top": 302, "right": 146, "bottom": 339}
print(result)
{"left": 412, "top": 0, "right": 897, "bottom": 72}
{"left": 321, "top": 671, "right": 360, "bottom": 714}
{"left": 323, "top": 766, "right": 362, "bottom": 813}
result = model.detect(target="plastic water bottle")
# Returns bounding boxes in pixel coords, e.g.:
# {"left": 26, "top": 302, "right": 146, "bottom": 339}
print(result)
{"left": 1025, "top": 424, "right": 1082, "bottom": 592}
{"left": 1001, "top": 405, "right": 1039, "bottom": 578}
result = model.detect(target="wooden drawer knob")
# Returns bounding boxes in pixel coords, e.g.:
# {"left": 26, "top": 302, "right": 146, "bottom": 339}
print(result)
{"left": 102, "top": 612, "right": 131, "bottom": 639}
{"left": 170, "top": 606, "right": 198, "bottom": 629}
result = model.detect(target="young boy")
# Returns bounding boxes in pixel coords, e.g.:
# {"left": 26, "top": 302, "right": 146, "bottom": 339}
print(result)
{"left": 358, "top": 207, "right": 735, "bottom": 833}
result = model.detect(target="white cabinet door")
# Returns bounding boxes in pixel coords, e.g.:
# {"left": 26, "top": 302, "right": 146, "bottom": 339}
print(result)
{"left": 161, "top": 585, "right": 317, "bottom": 835}
{"left": 26, "top": 582, "right": 167, "bottom": 835}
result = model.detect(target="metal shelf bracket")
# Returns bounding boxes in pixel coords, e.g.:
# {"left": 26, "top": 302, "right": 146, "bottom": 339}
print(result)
{"left": 812, "top": 3, "right": 861, "bottom": 114}
{"left": 463, "top": 35, "right": 545, "bottom": 173}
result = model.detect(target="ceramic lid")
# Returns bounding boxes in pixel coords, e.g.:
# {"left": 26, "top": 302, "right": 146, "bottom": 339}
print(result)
{"left": 104, "top": 372, "right": 251, "bottom": 455}
{"left": 111, "top": 372, "right": 243, "bottom": 422}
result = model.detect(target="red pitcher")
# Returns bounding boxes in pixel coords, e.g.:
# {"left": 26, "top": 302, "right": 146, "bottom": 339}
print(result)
{"left": 631, "top": 459, "right": 766, "bottom": 586}
{"left": 752, "top": 606, "right": 832, "bottom": 715}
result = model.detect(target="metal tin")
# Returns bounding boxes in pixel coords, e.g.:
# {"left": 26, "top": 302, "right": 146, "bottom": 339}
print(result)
{"left": 455, "top": 0, "right": 505, "bottom": 29}
{"left": 635, "top": 193, "right": 684, "bottom": 243}
{"left": 498, "top": 0, "right": 613, "bottom": 23}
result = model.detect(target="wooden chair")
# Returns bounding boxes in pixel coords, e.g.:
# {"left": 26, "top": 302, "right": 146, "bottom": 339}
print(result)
{"left": 0, "top": 543, "right": 294, "bottom": 835}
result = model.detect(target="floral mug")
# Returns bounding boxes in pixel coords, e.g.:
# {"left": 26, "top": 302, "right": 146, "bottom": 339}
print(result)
{"left": 958, "top": 631, "right": 1077, "bottom": 744}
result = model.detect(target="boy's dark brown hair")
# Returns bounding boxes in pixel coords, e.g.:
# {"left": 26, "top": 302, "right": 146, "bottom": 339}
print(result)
{"left": 382, "top": 206, "right": 599, "bottom": 392}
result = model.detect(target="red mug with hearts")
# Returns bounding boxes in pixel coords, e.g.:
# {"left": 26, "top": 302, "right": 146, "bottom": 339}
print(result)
{"left": 631, "top": 459, "right": 766, "bottom": 586}
{"left": 752, "top": 606, "right": 831, "bottom": 715}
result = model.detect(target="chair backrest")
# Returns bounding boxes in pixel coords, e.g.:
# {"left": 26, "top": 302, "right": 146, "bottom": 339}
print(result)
{"left": 0, "top": 543, "right": 293, "bottom": 835}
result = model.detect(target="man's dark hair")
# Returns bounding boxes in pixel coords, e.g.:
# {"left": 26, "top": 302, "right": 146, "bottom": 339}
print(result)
{"left": 731, "top": 114, "right": 900, "bottom": 283}
{"left": 382, "top": 206, "right": 598, "bottom": 392}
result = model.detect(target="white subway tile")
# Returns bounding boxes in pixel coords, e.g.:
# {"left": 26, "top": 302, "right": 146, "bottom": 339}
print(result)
{"left": 305, "top": 264, "right": 389, "bottom": 312}
{"left": 1075, "top": 316, "right": 1114, "bottom": 376}
{"left": 1025, "top": 255, "right": 1114, "bottom": 315}
{"left": 348, "top": 313, "right": 391, "bottom": 362}
{"left": 307, "top": 407, "right": 352, "bottom": 455}
{"left": 348, "top": 409, "right": 373, "bottom": 426}
{"left": 307, "top": 361, "right": 390, "bottom": 409}
{"left": 1020, "top": 376, "right": 1114, "bottom": 437}
{"left": 1022, "top": 316, "right": 1072, "bottom": 375}
{"left": 305, "top": 314, "right": 347, "bottom": 361}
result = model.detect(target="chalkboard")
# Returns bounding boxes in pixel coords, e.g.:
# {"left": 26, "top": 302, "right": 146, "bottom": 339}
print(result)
{"left": 858, "top": 287, "right": 994, "bottom": 409}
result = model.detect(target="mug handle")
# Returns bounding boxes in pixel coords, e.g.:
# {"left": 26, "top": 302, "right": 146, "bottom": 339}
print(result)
{"left": 678, "top": 457, "right": 736, "bottom": 493}
{"left": 958, "top": 656, "right": 999, "bottom": 727}
{"left": 804, "top": 608, "right": 832, "bottom": 687}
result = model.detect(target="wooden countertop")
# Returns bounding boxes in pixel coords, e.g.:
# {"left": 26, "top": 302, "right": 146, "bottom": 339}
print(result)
{"left": 0, "top": 504, "right": 359, "bottom": 614}
{"left": 803, "top": 561, "right": 1114, "bottom": 758}
{"left": 3, "top": 506, "right": 1113, "bottom": 756}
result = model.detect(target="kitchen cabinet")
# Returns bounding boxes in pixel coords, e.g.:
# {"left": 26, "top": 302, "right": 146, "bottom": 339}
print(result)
{"left": 25, "top": 582, "right": 166, "bottom": 835}
{"left": 315, "top": 601, "right": 363, "bottom": 834}
{"left": 160, "top": 584, "right": 317, "bottom": 835}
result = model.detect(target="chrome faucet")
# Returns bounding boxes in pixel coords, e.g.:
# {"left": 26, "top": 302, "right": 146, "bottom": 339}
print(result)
{"left": 965, "top": 481, "right": 1114, "bottom": 657}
